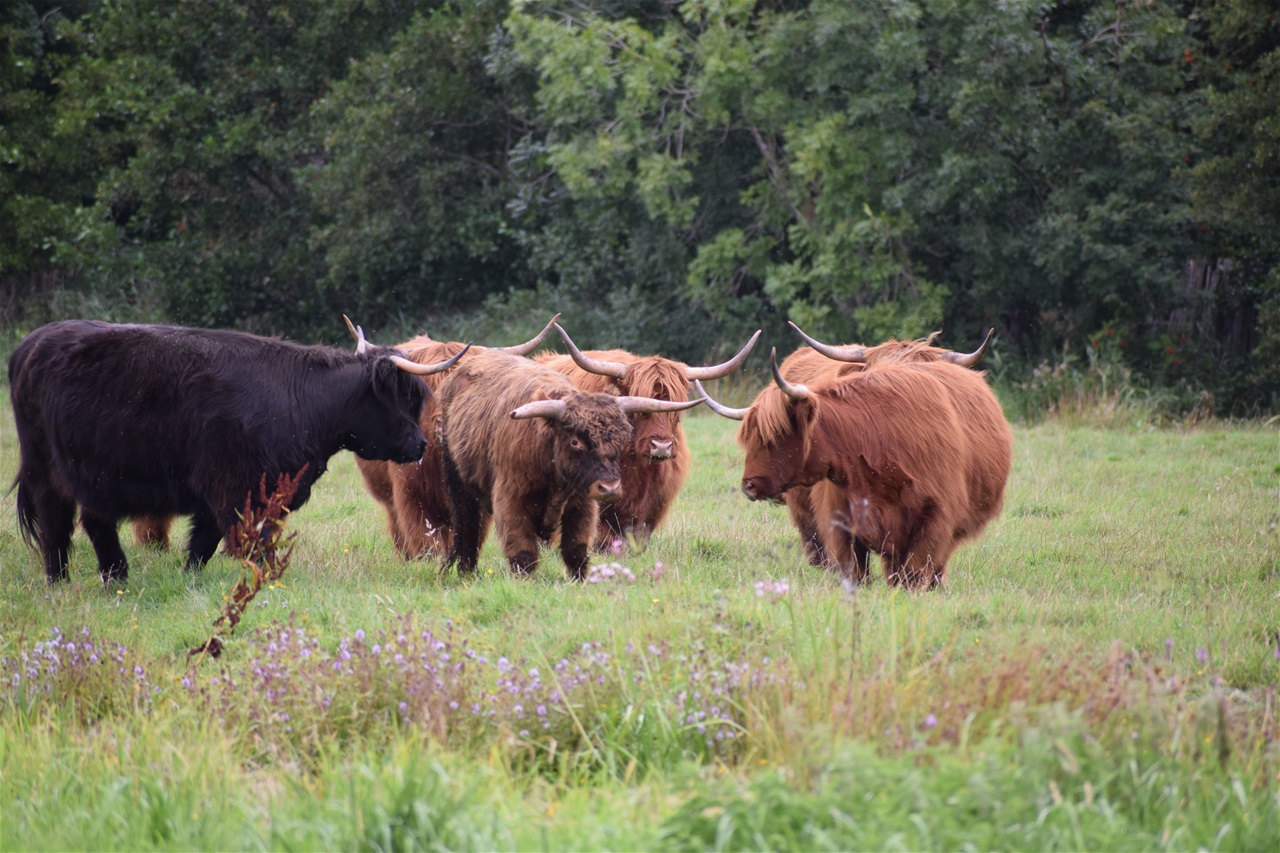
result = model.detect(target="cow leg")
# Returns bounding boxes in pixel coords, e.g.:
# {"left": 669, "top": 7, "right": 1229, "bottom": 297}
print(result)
{"left": 494, "top": 495, "right": 542, "bottom": 576}
{"left": 448, "top": 501, "right": 487, "bottom": 574}
{"left": 559, "top": 498, "right": 598, "bottom": 581}
{"left": 786, "top": 488, "right": 827, "bottom": 567}
{"left": 29, "top": 488, "right": 75, "bottom": 583}
{"left": 825, "top": 527, "right": 872, "bottom": 586}
{"left": 852, "top": 541, "right": 872, "bottom": 584}
{"left": 392, "top": 461, "right": 450, "bottom": 559}
{"left": 889, "top": 516, "right": 954, "bottom": 591}
{"left": 79, "top": 511, "right": 128, "bottom": 584}
{"left": 442, "top": 452, "right": 485, "bottom": 574}
{"left": 591, "top": 505, "right": 626, "bottom": 552}
{"left": 906, "top": 502, "right": 957, "bottom": 589}
{"left": 185, "top": 507, "right": 222, "bottom": 571}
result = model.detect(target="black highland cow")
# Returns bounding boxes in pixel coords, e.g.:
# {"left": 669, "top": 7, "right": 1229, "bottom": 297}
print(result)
{"left": 8, "top": 319, "right": 465, "bottom": 583}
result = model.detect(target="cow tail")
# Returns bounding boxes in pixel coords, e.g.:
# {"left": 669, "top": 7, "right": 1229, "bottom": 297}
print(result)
{"left": 13, "top": 471, "right": 41, "bottom": 550}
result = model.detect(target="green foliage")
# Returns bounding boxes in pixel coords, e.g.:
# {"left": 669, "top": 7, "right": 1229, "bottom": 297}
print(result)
{"left": 2, "top": 0, "right": 1279, "bottom": 413}
{"left": 303, "top": 1, "right": 524, "bottom": 324}
{"left": 1189, "top": 1, "right": 1280, "bottom": 408}
{"left": 0, "top": 1, "right": 99, "bottom": 316}
{"left": 50, "top": 0, "right": 421, "bottom": 335}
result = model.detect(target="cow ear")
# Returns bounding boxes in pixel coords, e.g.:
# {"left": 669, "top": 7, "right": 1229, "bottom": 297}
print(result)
{"left": 371, "top": 355, "right": 397, "bottom": 390}
{"left": 794, "top": 398, "right": 819, "bottom": 430}
{"left": 371, "top": 355, "right": 414, "bottom": 403}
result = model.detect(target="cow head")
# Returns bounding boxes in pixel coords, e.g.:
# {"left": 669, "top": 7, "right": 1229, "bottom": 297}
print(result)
{"left": 697, "top": 350, "right": 828, "bottom": 502}
{"left": 341, "top": 316, "right": 471, "bottom": 463}
{"left": 511, "top": 392, "right": 702, "bottom": 499}
{"left": 345, "top": 356, "right": 431, "bottom": 463}
{"left": 553, "top": 324, "right": 759, "bottom": 463}
{"left": 609, "top": 359, "right": 690, "bottom": 463}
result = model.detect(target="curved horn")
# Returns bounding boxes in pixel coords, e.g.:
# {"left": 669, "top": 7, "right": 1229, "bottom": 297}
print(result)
{"left": 787, "top": 320, "right": 866, "bottom": 362}
{"left": 684, "top": 329, "right": 763, "bottom": 381}
{"left": 494, "top": 313, "right": 562, "bottom": 356}
{"left": 389, "top": 343, "right": 471, "bottom": 375}
{"left": 693, "top": 380, "right": 748, "bottom": 421}
{"left": 343, "top": 314, "right": 369, "bottom": 356}
{"left": 554, "top": 324, "right": 627, "bottom": 380}
{"left": 939, "top": 328, "right": 994, "bottom": 367}
{"left": 510, "top": 398, "right": 566, "bottom": 421}
{"left": 770, "top": 348, "right": 811, "bottom": 400}
{"left": 615, "top": 396, "right": 704, "bottom": 415}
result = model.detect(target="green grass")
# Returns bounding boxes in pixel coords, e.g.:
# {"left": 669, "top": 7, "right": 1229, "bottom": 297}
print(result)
{"left": 1, "top": 406, "right": 1278, "bottom": 851}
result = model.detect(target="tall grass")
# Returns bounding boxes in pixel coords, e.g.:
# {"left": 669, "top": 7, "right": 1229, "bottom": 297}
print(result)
{"left": 1, "top": 403, "right": 1277, "bottom": 850}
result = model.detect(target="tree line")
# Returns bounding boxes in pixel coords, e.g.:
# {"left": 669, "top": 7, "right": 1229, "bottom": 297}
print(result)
{"left": 2, "top": 0, "right": 1277, "bottom": 414}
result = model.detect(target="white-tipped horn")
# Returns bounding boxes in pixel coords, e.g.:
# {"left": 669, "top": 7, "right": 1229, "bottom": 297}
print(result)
{"left": 343, "top": 314, "right": 369, "bottom": 356}
{"left": 390, "top": 343, "right": 471, "bottom": 375}
{"left": 615, "top": 396, "right": 704, "bottom": 415}
{"left": 771, "top": 347, "right": 811, "bottom": 399}
{"left": 939, "top": 328, "right": 995, "bottom": 367}
{"left": 510, "top": 398, "right": 567, "bottom": 421}
{"left": 788, "top": 320, "right": 866, "bottom": 362}
{"left": 684, "top": 329, "right": 763, "bottom": 381}
{"left": 694, "top": 380, "right": 749, "bottom": 420}
{"left": 555, "top": 324, "right": 627, "bottom": 379}
{"left": 495, "top": 313, "right": 562, "bottom": 356}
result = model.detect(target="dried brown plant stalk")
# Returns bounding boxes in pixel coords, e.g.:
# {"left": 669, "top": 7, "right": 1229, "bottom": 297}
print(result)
{"left": 188, "top": 466, "right": 306, "bottom": 662}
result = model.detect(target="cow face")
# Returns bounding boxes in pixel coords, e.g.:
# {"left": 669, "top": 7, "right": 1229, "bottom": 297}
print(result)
{"left": 631, "top": 410, "right": 680, "bottom": 462}
{"left": 553, "top": 392, "right": 634, "bottom": 499}
{"left": 739, "top": 395, "right": 823, "bottom": 502}
{"left": 347, "top": 358, "right": 429, "bottom": 463}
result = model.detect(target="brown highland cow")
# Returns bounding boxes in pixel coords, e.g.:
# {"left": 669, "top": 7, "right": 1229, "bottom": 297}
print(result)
{"left": 536, "top": 324, "right": 760, "bottom": 550}
{"left": 700, "top": 342, "right": 1011, "bottom": 589}
{"left": 438, "top": 350, "right": 701, "bottom": 579}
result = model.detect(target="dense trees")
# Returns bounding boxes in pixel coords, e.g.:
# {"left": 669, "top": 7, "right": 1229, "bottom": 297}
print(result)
{"left": 1, "top": 0, "right": 1276, "bottom": 412}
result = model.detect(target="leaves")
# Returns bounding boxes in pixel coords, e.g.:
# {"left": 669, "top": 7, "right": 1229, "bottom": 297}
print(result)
{"left": 1, "top": 0, "right": 1276, "bottom": 411}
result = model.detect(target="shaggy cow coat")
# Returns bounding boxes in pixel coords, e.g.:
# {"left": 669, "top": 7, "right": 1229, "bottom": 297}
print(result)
{"left": 737, "top": 356, "right": 1011, "bottom": 589}
{"left": 9, "top": 320, "right": 431, "bottom": 583}
{"left": 535, "top": 350, "right": 693, "bottom": 549}
{"left": 437, "top": 351, "right": 635, "bottom": 579}
{"left": 775, "top": 332, "right": 995, "bottom": 569}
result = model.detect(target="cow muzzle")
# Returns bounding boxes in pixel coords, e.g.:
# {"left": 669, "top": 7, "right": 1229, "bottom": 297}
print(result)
{"left": 591, "top": 479, "right": 623, "bottom": 500}
{"left": 397, "top": 434, "right": 427, "bottom": 464}
{"left": 741, "top": 478, "right": 770, "bottom": 502}
{"left": 646, "top": 438, "right": 675, "bottom": 460}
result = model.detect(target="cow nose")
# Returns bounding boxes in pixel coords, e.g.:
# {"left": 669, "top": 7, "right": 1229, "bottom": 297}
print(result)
{"left": 648, "top": 438, "right": 674, "bottom": 460}
{"left": 404, "top": 434, "right": 427, "bottom": 462}
{"left": 593, "top": 479, "right": 622, "bottom": 500}
{"left": 741, "top": 479, "right": 763, "bottom": 501}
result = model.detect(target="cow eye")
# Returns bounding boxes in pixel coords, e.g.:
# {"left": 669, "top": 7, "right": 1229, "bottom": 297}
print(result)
{"left": 569, "top": 437, "right": 583, "bottom": 450}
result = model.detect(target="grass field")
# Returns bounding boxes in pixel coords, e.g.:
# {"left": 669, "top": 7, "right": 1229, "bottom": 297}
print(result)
{"left": 1, "top": 405, "right": 1277, "bottom": 850}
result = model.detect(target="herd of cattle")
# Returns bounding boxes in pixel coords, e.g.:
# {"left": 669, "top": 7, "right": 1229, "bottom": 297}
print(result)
{"left": 7, "top": 315, "right": 1012, "bottom": 591}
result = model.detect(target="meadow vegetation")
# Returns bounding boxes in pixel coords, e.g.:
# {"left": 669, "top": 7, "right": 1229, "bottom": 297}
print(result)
{"left": 1, "top": 399, "right": 1278, "bottom": 850}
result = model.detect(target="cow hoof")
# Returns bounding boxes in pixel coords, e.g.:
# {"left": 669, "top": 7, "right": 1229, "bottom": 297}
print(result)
{"left": 100, "top": 566, "right": 128, "bottom": 585}
{"left": 510, "top": 551, "right": 539, "bottom": 575}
